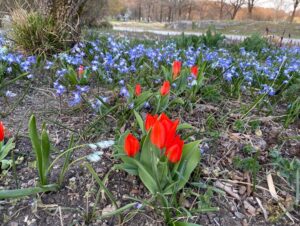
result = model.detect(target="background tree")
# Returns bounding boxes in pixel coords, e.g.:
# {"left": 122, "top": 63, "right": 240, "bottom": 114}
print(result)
{"left": 290, "top": 0, "right": 300, "bottom": 22}
{"left": 247, "top": 0, "right": 258, "bottom": 18}
{"left": 227, "top": 0, "right": 246, "bottom": 20}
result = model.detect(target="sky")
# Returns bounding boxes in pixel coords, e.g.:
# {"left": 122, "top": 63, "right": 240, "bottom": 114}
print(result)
{"left": 257, "top": 0, "right": 294, "bottom": 11}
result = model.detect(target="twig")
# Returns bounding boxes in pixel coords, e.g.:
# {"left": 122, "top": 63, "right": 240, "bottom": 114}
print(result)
{"left": 214, "top": 181, "right": 241, "bottom": 200}
{"left": 59, "top": 206, "right": 64, "bottom": 226}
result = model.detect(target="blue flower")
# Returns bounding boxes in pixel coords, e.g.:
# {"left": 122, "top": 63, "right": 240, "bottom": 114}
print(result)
{"left": 120, "top": 86, "right": 130, "bottom": 98}
{"left": 69, "top": 91, "right": 82, "bottom": 106}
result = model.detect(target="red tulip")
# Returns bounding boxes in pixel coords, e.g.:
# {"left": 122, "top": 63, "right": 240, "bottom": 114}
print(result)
{"left": 191, "top": 66, "right": 198, "bottom": 77}
{"left": 124, "top": 133, "right": 140, "bottom": 157}
{"left": 150, "top": 120, "right": 166, "bottom": 149}
{"left": 164, "top": 119, "right": 179, "bottom": 148}
{"left": 159, "top": 113, "right": 174, "bottom": 131}
{"left": 172, "top": 61, "right": 181, "bottom": 79}
{"left": 160, "top": 81, "right": 170, "bottom": 96}
{"left": 165, "top": 135, "right": 184, "bottom": 163}
{"left": 0, "top": 121, "right": 4, "bottom": 142}
{"left": 145, "top": 113, "right": 158, "bottom": 131}
{"left": 135, "top": 84, "right": 142, "bottom": 96}
{"left": 78, "top": 65, "right": 84, "bottom": 76}
{"left": 150, "top": 113, "right": 180, "bottom": 150}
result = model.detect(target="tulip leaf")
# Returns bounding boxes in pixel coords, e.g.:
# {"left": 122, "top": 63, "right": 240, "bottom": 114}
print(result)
{"left": 140, "top": 132, "right": 153, "bottom": 172}
{"left": 0, "top": 138, "right": 15, "bottom": 161}
{"left": 177, "top": 123, "right": 194, "bottom": 131}
{"left": 127, "top": 157, "right": 158, "bottom": 194}
{"left": 0, "top": 184, "right": 59, "bottom": 199}
{"left": 157, "top": 160, "right": 169, "bottom": 188}
{"left": 115, "top": 163, "right": 138, "bottom": 175}
{"left": 133, "top": 110, "right": 145, "bottom": 134}
{"left": 41, "top": 127, "right": 50, "bottom": 184}
{"left": 173, "top": 141, "right": 201, "bottom": 191}
{"left": 29, "top": 115, "right": 43, "bottom": 185}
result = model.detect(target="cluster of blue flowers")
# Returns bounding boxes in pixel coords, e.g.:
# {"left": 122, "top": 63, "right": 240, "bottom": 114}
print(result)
{"left": 2, "top": 35, "right": 300, "bottom": 110}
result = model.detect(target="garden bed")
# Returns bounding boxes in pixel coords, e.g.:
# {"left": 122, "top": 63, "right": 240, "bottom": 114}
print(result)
{"left": 0, "top": 32, "right": 299, "bottom": 225}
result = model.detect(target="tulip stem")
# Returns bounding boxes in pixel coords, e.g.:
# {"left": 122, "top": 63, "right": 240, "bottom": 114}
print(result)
{"left": 155, "top": 96, "right": 161, "bottom": 114}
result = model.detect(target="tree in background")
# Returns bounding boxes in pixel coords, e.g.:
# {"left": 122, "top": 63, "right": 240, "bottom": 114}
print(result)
{"left": 219, "top": 0, "right": 225, "bottom": 19}
{"left": 247, "top": 0, "right": 258, "bottom": 18}
{"left": 227, "top": 0, "right": 246, "bottom": 20}
{"left": 290, "top": 0, "right": 300, "bottom": 22}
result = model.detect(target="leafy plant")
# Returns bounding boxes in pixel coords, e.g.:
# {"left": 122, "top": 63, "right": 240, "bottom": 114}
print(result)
{"left": 0, "top": 122, "right": 15, "bottom": 170}
{"left": 29, "top": 115, "right": 52, "bottom": 185}
{"left": 234, "top": 145, "right": 261, "bottom": 190}
{"left": 0, "top": 138, "right": 15, "bottom": 170}
{"left": 29, "top": 115, "right": 76, "bottom": 186}
{"left": 200, "top": 27, "right": 225, "bottom": 48}
{"left": 10, "top": 9, "right": 67, "bottom": 55}
{"left": 240, "top": 33, "right": 270, "bottom": 54}
{"left": 284, "top": 97, "right": 300, "bottom": 128}
{"left": 270, "top": 149, "right": 300, "bottom": 204}
{"left": 115, "top": 111, "right": 201, "bottom": 225}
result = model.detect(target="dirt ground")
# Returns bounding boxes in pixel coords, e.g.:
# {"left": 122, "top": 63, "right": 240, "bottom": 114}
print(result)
{"left": 0, "top": 74, "right": 299, "bottom": 225}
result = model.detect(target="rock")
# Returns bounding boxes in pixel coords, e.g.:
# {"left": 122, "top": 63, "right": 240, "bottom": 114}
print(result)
{"left": 234, "top": 211, "right": 246, "bottom": 219}
{"left": 239, "top": 186, "right": 247, "bottom": 195}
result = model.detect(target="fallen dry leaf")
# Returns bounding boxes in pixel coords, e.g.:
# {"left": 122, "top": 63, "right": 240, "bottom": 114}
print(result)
{"left": 267, "top": 173, "right": 278, "bottom": 200}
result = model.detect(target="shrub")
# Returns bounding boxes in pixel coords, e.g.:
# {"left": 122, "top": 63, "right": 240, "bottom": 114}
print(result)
{"left": 240, "top": 33, "right": 270, "bottom": 53}
{"left": 10, "top": 9, "right": 67, "bottom": 55}
{"left": 93, "top": 20, "right": 113, "bottom": 29}
{"left": 200, "top": 27, "right": 225, "bottom": 47}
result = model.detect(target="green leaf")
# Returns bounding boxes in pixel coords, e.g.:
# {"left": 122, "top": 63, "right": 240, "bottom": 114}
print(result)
{"left": 169, "top": 97, "right": 185, "bottom": 106}
{"left": 0, "top": 184, "right": 58, "bottom": 199}
{"left": 161, "top": 65, "right": 171, "bottom": 80}
{"left": 1, "top": 159, "right": 12, "bottom": 170}
{"left": 85, "top": 163, "right": 118, "bottom": 209}
{"left": 114, "top": 163, "right": 138, "bottom": 175}
{"left": 127, "top": 157, "right": 158, "bottom": 194}
{"left": 140, "top": 132, "right": 160, "bottom": 175}
{"left": 41, "top": 127, "right": 50, "bottom": 185}
{"left": 133, "top": 110, "right": 145, "bottom": 134}
{"left": 174, "top": 141, "right": 201, "bottom": 191}
{"left": 134, "top": 91, "right": 152, "bottom": 110}
{"left": 157, "top": 160, "right": 169, "bottom": 188}
{"left": 29, "top": 115, "right": 43, "bottom": 185}
{"left": 58, "top": 134, "right": 75, "bottom": 186}
{"left": 0, "top": 138, "right": 15, "bottom": 161}
{"left": 177, "top": 123, "right": 194, "bottom": 131}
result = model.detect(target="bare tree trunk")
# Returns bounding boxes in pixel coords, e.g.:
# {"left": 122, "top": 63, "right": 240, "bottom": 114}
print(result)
{"left": 160, "top": 0, "right": 163, "bottom": 22}
{"left": 187, "top": 2, "right": 192, "bottom": 20}
{"left": 168, "top": 5, "right": 172, "bottom": 22}
{"left": 247, "top": 0, "right": 254, "bottom": 19}
{"left": 138, "top": 1, "right": 142, "bottom": 21}
{"left": 219, "top": 0, "right": 224, "bottom": 20}
{"left": 290, "top": 0, "right": 299, "bottom": 23}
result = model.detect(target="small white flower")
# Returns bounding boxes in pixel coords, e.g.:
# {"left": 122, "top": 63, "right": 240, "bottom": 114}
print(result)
{"left": 95, "top": 140, "right": 115, "bottom": 149}
{"left": 191, "top": 80, "right": 197, "bottom": 86}
{"left": 86, "top": 151, "right": 104, "bottom": 162}
{"left": 5, "top": 90, "right": 17, "bottom": 98}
